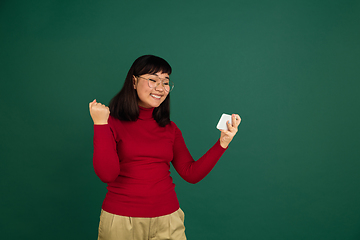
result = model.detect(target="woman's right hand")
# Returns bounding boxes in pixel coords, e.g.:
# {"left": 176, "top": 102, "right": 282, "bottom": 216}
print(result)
{"left": 89, "top": 99, "right": 110, "bottom": 125}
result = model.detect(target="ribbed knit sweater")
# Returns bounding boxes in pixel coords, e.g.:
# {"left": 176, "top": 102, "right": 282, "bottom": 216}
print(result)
{"left": 93, "top": 106, "right": 227, "bottom": 217}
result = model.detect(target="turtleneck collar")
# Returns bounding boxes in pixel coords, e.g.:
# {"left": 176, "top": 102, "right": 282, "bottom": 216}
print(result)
{"left": 138, "top": 106, "right": 154, "bottom": 120}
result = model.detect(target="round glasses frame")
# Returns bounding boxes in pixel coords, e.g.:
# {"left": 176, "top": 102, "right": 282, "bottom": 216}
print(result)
{"left": 137, "top": 76, "right": 174, "bottom": 92}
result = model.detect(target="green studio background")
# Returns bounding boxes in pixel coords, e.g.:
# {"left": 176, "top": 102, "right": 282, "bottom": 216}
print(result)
{"left": 1, "top": 0, "right": 360, "bottom": 239}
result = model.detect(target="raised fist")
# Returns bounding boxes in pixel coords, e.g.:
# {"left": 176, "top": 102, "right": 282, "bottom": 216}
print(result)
{"left": 89, "top": 99, "right": 110, "bottom": 125}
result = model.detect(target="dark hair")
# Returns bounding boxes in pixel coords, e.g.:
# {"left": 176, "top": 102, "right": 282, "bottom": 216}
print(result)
{"left": 109, "top": 55, "right": 172, "bottom": 127}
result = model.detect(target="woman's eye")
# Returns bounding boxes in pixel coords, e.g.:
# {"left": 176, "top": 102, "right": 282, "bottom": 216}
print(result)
{"left": 149, "top": 79, "right": 157, "bottom": 82}
{"left": 163, "top": 82, "right": 169, "bottom": 86}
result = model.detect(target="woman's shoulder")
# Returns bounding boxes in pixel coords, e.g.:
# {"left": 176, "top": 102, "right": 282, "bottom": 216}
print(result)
{"left": 108, "top": 115, "right": 120, "bottom": 126}
{"left": 107, "top": 115, "right": 128, "bottom": 141}
{"left": 107, "top": 115, "right": 125, "bottom": 132}
{"left": 168, "top": 120, "right": 178, "bottom": 128}
{"left": 167, "top": 121, "right": 182, "bottom": 134}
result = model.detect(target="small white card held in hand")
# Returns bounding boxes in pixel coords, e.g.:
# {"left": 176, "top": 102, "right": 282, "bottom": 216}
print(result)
{"left": 216, "top": 113, "right": 232, "bottom": 130}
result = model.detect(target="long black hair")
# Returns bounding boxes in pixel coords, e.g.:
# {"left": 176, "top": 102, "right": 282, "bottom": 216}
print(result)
{"left": 109, "top": 55, "right": 172, "bottom": 127}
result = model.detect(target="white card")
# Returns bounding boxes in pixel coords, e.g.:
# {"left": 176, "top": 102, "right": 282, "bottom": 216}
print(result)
{"left": 216, "top": 113, "right": 232, "bottom": 130}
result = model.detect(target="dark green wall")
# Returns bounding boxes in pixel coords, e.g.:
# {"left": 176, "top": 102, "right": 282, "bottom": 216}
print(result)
{"left": 1, "top": 0, "right": 360, "bottom": 239}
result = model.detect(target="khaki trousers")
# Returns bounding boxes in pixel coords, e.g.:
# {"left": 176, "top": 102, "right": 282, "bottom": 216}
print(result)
{"left": 97, "top": 208, "right": 187, "bottom": 240}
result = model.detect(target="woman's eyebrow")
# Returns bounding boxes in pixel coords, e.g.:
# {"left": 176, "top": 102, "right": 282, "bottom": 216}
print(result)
{"left": 151, "top": 73, "right": 169, "bottom": 79}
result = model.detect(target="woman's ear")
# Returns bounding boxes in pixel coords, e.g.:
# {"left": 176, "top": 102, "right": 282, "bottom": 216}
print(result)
{"left": 133, "top": 76, "right": 137, "bottom": 89}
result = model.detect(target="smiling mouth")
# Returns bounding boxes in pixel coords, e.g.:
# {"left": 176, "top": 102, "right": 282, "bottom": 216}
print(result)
{"left": 150, "top": 94, "right": 162, "bottom": 99}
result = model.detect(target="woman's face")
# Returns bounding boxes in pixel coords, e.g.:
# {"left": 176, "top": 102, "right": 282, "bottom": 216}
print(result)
{"left": 133, "top": 72, "right": 170, "bottom": 108}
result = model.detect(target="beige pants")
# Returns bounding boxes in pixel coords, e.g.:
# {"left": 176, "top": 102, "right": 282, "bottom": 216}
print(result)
{"left": 97, "top": 208, "right": 187, "bottom": 240}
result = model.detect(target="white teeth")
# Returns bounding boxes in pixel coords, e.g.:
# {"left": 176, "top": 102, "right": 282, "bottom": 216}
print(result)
{"left": 151, "top": 94, "right": 161, "bottom": 99}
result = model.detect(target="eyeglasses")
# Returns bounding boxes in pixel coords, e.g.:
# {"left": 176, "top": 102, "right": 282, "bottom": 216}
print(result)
{"left": 137, "top": 76, "right": 174, "bottom": 92}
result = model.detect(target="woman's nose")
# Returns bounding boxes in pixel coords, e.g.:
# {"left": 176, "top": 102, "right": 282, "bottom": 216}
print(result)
{"left": 155, "top": 82, "right": 165, "bottom": 91}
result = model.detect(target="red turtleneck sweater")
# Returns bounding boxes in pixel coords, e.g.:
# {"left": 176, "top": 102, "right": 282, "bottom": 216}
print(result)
{"left": 93, "top": 106, "right": 227, "bottom": 217}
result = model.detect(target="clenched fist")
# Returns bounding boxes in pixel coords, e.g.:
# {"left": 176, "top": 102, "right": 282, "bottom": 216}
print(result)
{"left": 89, "top": 99, "right": 110, "bottom": 125}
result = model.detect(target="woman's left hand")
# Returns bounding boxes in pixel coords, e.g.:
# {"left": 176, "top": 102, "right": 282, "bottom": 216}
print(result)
{"left": 219, "top": 114, "right": 241, "bottom": 148}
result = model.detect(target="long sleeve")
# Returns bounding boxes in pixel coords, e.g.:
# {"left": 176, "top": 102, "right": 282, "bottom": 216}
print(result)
{"left": 93, "top": 123, "right": 120, "bottom": 183}
{"left": 171, "top": 126, "right": 227, "bottom": 184}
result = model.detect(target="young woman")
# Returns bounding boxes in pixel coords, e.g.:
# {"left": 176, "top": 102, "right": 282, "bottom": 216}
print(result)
{"left": 89, "top": 55, "right": 241, "bottom": 240}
